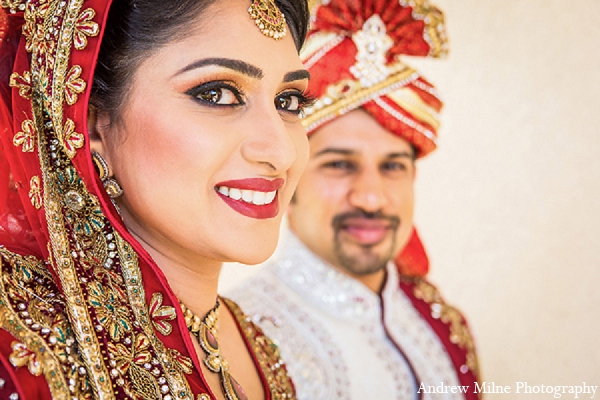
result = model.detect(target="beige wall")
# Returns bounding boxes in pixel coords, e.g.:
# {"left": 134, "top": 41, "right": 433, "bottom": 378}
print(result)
{"left": 221, "top": 0, "right": 600, "bottom": 397}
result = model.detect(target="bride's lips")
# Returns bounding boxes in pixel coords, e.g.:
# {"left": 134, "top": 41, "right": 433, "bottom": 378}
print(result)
{"left": 215, "top": 178, "right": 284, "bottom": 219}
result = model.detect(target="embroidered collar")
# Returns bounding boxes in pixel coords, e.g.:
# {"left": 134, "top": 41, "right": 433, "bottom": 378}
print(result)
{"left": 270, "top": 229, "right": 400, "bottom": 322}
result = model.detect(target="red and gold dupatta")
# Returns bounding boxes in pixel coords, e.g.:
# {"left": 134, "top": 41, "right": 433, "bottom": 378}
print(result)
{"left": 0, "top": 2, "right": 293, "bottom": 399}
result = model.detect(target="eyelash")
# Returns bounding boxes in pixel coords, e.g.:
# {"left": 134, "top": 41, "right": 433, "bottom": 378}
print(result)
{"left": 276, "top": 90, "right": 317, "bottom": 116}
{"left": 186, "top": 81, "right": 317, "bottom": 115}
{"left": 186, "top": 80, "right": 245, "bottom": 107}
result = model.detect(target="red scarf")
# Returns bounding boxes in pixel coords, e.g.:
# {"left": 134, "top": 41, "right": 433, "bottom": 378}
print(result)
{"left": 0, "top": 2, "right": 292, "bottom": 399}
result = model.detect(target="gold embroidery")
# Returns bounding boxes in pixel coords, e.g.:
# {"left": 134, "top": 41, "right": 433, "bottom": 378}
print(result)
{"left": 106, "top": 333, "right": 162, "bottom": 399}
{"left": 3, "top": 0, "right": 202, "bottom": 398}
{"left": 65, "top": 65, "right": 86, "bottom": 105}
{"left": 301, "top": 67, "right": 418, "bottom": 132}
{"left": 23, "top": 2, "right": 114, "bottom": 391}
{"left": 169, "top": 348, "right": 194, "bottom": 375}
{"left": 350, "top": 15, "right": 394, "bottom": 87}
{"left": 9, "top": 71, "right": 32, "bottom": 99}
{"left": 28, "top": 176, "right": 42, "bottom": 209}
{"left": 116, "top": 235, "right": 194, "bottom": 398}
{"left": 149, "top": 292, "right": 177, "bottom": 336}
{"left": 73, "top": 8, "right": 99, "bottom": 50}
{"left": 412, "top": 278, "right": 480, "bottom": 379}
{"left": 398, "top": 0, "right": 448, "bottom": 58}
{"left": 1, "top": 0, "right": 26, "bottom": 14}
{"left": 387, "top": 88, "right": 441, "bottom": 130}
{"left": 300, "top": 32, "right": 344, "bottom": 69}
{"left": 61, "top": 118, "right": 84, "bottom": 159}
{"left": 10, "top": 341, "right": 43, "bottom": 376}
{"left": 222, "top": 298, "right": 296, "bottom": 400}
{"left": 56, "top": 167, "right": 105, "bottom": 236}
{"left": 22, "top": 2, "right": 46, "bottom": 54}
{"left": 41, "top": 124, "right": 116, "bottom": 399}
{"left": 13, "top": 119, "right": 36, "bottom": 152}
{"left": 0, "top": 248, "right": 92, "bottom": 399}
{"left": 88, "top": 282, "right": 132, "bottom": 340}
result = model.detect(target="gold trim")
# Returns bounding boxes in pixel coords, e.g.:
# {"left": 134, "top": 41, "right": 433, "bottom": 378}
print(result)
{"left": 31, "top": 0, "right": 115, "bottom": 396}
{"left": 301, "top": 67, "right": 418, "bottom": 131}
{"left": 222, "top": 298, "right": 296, "bottom": 400}
{"left": 0, "top": 0, "right": 26, "bottom": 13}
{"left": 43, "top": 172, "right": 115, "bottom": 397}
{"left": 51, "top": 0, "right": 84, "bottom": 150}
{"left": 399, "top": 0, "right": 448, "bottom": 58}
{"left": 412, "top": 278, "right": 480, "bottom": 379}
{"left": 13, "top": 120, "right": 36, "bottom": 153}
{"left": 387, "top": 88, "right": 440, "bottom": 130}
{"left": 28, "top": 175, "right": 42, "bottom": 209}
{"left": 0, "top": 249, "right": 74, "bottom": 399}
{"left": 116, "top": 235, "right": 194, "bottom": 399}
{"left": 300, "top": 32, "right": 343, "bottom": 67}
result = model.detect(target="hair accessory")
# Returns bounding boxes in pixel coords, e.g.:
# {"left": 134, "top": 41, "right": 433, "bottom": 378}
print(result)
{"left": 248, "top": 0, "right": 287, "bottom": 40}
{"left": 91, "top": 151, "right": 123, "bottom": 199}
{"left": 181, "top": 299, "right": 248, "bottom": 400}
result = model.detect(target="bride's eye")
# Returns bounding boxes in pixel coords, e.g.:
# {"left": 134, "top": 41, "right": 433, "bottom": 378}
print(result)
{"left": 276, "top": 94, "right": 299, "bottom": 111}
{"left": 275, "top": 91, "right": 316, "bottom": 115}
{"left": 187, "top": 81, "right": 245, "bottom": 107}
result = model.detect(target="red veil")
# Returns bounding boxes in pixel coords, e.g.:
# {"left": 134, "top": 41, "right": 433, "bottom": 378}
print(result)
{"left": 0, "top": 2, "right": 290, "bottom": 399}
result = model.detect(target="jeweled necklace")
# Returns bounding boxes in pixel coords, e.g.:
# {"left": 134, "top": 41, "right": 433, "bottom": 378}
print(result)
{"left": 181, "top": 299, "right": 248, "bottom": 400}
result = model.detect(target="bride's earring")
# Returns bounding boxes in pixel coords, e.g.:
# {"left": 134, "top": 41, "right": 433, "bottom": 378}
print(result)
{"left": 92, "top": 151, "right": 123, "bottom": 199}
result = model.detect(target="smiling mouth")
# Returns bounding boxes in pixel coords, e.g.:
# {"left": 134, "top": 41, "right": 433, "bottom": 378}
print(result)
{"left": 333, "top": 213, "right": 400, "bottom": 246}
{"left": 216, "top": 186, "right": 277, "bottom": 206}
{"left": 340, "top": 221, "right": 394, "bottom": 245}
{"left": 214, "top": 178, "right": 284, "bottom": 219}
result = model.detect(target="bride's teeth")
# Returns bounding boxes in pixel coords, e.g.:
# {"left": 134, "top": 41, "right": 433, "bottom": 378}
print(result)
{"left": 218, "top": 186, "right": 277, "bottom": 205}
{"left": 241, "top": 190, "right": 253, "bottom": 203}
{"left": 252, "top": 191, "right": 266, "bottom": 205}
{"left": 229, "top": 188, "right": 242, "bottom": 200}
{"left": 265, "top": 191, "right": 276, "bottom": 204}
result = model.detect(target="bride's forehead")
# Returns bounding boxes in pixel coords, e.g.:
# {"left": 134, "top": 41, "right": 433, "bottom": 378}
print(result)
{"left": 149, "top": 19, "right": 301, "bottom": 76}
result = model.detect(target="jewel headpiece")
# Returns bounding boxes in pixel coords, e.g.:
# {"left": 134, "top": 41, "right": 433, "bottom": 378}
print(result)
{"left": 248, "top": 0, "right": 287, "bottom": 40}
{"left": 301, "top": 0, "right": 448, "bottom": 158}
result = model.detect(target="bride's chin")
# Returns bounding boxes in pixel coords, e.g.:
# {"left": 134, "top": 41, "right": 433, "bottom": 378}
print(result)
{"left": 235, "top": 245, "right": 277, "bottom": 266}
{"left": 230, "top": 234, "right": 279, "bottom": 266}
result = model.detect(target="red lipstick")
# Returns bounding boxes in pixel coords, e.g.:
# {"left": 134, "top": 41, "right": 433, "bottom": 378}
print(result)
{"left": 215, "top": 178, "right": 284, "bottom": 219}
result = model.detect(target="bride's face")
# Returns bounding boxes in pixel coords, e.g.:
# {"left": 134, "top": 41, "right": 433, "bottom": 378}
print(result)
{"left": 93, "top": 0, "right": 310, "bottom": 267}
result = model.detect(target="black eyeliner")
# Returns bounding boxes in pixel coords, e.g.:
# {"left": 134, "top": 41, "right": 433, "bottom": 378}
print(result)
{"left": 185, "top": 80, "right": 245, "bottom": 107}
{"left": 276, "top": 90, "right": 317, "bottom": 115}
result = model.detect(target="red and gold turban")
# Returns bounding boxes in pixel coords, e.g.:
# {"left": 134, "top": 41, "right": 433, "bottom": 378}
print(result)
{"left": 301, "top": 0, "right": 447, "bottom": 158}
{"left": 301, "top": 0, "right": 449, "bottom": 277}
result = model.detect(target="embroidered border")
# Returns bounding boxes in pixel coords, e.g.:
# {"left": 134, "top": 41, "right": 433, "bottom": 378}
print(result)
{"left": 411, "top": 278, "right": 480, "bottom": 379}
{"left": 0, "top": 248, "right": 90, "bottom": 399}
{"left": 222, "top": 297, "right": 296, "bottom": 400}
{"left": 116, "top": 235, "right": 194, "bottom": 399}
{"left": 301, "top": 68, "right": 419, "bottom": 132}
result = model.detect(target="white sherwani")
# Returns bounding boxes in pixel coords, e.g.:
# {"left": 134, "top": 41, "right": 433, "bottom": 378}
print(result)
{"left": 227, "top": 229, "right": 465, "bottom": 400}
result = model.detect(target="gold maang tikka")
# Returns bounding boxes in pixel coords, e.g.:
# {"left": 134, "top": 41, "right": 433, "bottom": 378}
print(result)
{"left": 248, "top": 0, "right": 287, "bottom": 40}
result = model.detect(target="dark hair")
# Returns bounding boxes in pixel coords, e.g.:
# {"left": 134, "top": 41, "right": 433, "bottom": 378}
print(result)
{"left": 90, "top": 0, "right": 309, "bottom": 123}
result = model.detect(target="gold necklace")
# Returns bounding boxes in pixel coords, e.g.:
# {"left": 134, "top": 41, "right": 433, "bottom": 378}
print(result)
{"left": 181, "top": 299, "right": 248, "bottom": 400}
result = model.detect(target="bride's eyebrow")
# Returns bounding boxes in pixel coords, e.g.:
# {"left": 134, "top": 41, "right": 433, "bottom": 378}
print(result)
{"left": 175, "top": 57, "right": 264, "bottom": 79}
{"left": 283, "top": 70, "right": 310, "bottom": 83}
